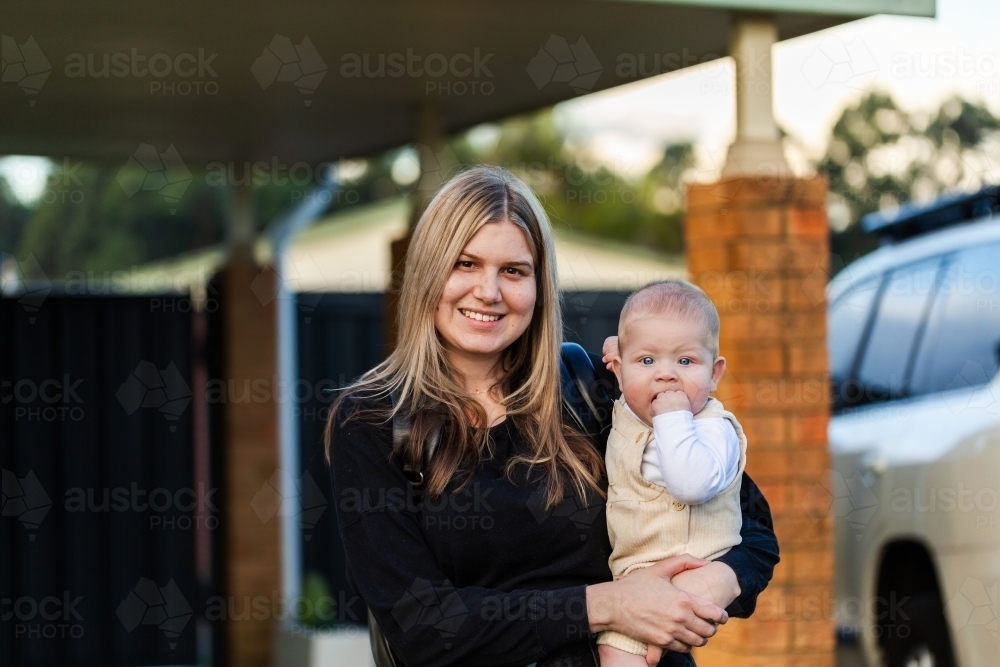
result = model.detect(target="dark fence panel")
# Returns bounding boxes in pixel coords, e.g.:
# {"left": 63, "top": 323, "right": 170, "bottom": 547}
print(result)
{"left": 2, "top": 295, "right": 207, "bottom": 667}
{"left": 296, "top": 293, "right": 384, "bottom": 628}
{"left": 295, "top": 290, "right": 630, "bottom": 626}
{"left": 561, "top": 290, "right": 631, "bottom": 352}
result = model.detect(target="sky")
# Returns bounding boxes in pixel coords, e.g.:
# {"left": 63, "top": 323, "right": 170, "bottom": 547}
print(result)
{"left": 554, "top": 0, "right": 1000, "bottom": 178}
{"left": 2, "top": 0, "right": 999, "bottom": 201}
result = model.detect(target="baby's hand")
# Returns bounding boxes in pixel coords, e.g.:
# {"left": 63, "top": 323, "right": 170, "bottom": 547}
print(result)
{"left": 602, "top": 336, "right": 620, "bottom": 371}
{"left": 652, "top": 390, "right": 692, "bottom": 416}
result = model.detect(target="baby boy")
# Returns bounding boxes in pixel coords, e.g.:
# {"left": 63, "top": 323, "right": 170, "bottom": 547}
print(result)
{"left": 598, "top": 280, "right": 747, "bottom": 666}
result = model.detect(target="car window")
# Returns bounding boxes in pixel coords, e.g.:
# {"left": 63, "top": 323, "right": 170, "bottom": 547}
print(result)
{"left": 828, "top": 276, "right": 881, "bottom": 384}
{"left": 910, "top": 243, "right": 1000, "bottom": 396}
{"left": 855, "top": 258, "right": 941, "bottom": 402}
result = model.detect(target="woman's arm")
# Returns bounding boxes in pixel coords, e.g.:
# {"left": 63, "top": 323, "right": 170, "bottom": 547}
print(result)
{"left": 586, "top": 556, "right": 728, "bottom": 651}
{"left": 712, "top": 472, "right": 780, "bottom": 617}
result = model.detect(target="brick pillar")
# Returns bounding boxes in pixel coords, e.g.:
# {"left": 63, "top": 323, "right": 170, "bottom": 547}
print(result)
{"left": 215, "top": 249, "right": 281, "bottom": 667}
{"left": 686, "top": 176, "right": 834, "bottom": 667}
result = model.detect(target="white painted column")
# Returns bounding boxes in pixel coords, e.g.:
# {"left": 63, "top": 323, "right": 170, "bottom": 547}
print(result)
{"left": 722, "top": 15, "right": 789, "bottom": 177}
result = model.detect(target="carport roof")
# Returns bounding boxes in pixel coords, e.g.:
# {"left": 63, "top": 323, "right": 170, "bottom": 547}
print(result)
{"left": 3, "top": 0, "right": 934, "bottom": 164}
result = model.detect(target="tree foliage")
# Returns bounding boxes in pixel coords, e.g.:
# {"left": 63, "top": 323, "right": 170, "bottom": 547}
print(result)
{"left": 819, "top": 92, "right": 1000, "bottom": 262}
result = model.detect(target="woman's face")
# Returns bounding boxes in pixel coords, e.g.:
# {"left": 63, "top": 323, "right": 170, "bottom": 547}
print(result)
{"left": 434, "top": 220, "right": 537, "bottom": 370}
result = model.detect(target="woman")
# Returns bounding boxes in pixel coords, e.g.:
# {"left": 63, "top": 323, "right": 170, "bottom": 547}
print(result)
{"left": 325, "top": 166, "right": 778, "bottom": 667}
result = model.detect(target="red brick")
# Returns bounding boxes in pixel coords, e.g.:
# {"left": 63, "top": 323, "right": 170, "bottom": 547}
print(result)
{"left": 688, "top": 245, "right": 731, "bottom": 274}
{"left": 741, "top": 618, "right": 793, "bottom": 651}
{"left": 684, "top": 176, "right": 832, "bottom": 666}
{"left": 734, "top": 207, "right": 783, "bottom": 237}
{"left": 687, "top": 181, "right": 739, "bottom": 213}
{"left": 787, "top": 273, "right": 829, "bottom": 313}
{"left": 757, "top": 482, "right": 789, "bottom": 514}
{"left": 746, "top": 450, "right": 791, "bottom": 480}
{"left": 786, "top": 208, "right": 828, "bottom": 238}
{"left": 790, "top": 411, "right": 829, "bottom": 446}
{"left": 773, "top": 515, "right": 832, "bottom": 549}
{"left": 789, "top": 654, "right": 835, "bottom": 667}
{"left": 737, "top": 414, "right": 787, "bottom": 447}
{"left": 787, "top": 342, "right": 828, "bottom": 374}
{"left": 786, "top": 176, "right": 829, "bottom": 209}
{"left": 686, "top": 212, "right": 735, "bottom": 243}
{"left": 790, "top": 548, "right": 834, "bottom": 584}
{"left": 792, "top": 619, "right": 836, "bottom": 650}
{"left": 721, "top": 312, "right": 826, "bottom": 342}
{"left": 729, "top": 239, "right": 828, "bottom": 272}
{"left": 740, "top": 376, "right": 829, "bottom": 411}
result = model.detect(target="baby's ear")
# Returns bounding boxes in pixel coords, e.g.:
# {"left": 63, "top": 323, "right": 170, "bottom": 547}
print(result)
{"left": 710, "top": 355, "right": 727, "bottom": 390}
{"left": 611, "top": 357, "right": 624, "bottom": 387}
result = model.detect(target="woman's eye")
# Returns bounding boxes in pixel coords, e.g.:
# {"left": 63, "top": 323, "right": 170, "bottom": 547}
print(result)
{"left": 641, "top": 357, "right": 654, "bottom": 365}
{"left": 457, "top": 261, "right": 474, "bottom": 269}
{"left": 503, "top": 267, "right": 522, "bottom": 276}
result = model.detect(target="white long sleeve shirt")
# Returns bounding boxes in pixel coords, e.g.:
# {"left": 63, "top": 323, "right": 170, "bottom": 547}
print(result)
{"left": 623, "top": 402, "right": 740, "bottom": 505}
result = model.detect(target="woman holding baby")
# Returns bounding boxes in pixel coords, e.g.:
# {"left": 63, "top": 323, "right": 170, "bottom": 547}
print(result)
{"left": 325, "top": 166, "right": 778, "bottom": 667}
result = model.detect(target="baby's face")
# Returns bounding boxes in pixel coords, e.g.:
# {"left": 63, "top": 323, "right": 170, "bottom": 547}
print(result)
{"left": 613, "top": 312, "right": 726, "bottom": 425}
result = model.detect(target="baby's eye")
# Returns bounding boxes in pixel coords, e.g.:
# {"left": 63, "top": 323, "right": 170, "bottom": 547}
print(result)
{"left": 678, "top": 357, "right": 691, "bottom": 366}
{"left": 640, "top": 356, "right": 655, "bottom": 365}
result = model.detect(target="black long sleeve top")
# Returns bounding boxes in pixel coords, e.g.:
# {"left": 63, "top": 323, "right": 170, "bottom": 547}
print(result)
{"left": 329, "top": 391, "right": 779, "bottom": 667}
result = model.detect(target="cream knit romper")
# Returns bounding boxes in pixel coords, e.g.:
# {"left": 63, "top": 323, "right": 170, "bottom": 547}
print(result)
{"left": 596, "top": 396, "right": 748, "bottom": 655}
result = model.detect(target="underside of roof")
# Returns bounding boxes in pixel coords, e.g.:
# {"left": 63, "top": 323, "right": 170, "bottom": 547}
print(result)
{"left": 2, "top": 0, "right": 934, "bottom": 163}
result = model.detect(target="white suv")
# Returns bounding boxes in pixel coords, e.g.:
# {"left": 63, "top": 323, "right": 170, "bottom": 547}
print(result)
{"left": 827, "top": 187, "right": 1000, "bottom": 667}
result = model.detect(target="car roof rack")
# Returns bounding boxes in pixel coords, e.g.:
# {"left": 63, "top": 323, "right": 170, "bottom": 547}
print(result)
{"left": 861, "top": 184, "right": 1000, "bottom": 242}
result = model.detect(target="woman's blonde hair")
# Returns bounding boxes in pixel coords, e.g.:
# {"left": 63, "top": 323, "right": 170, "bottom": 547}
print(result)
{"left": 324, "top": 165, "right": 603, "bottom": 507}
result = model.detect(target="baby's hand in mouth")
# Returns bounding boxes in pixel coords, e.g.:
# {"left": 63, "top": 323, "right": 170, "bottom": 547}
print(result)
{"left": 651, "top": 390, "right": 691, "bottom": 416}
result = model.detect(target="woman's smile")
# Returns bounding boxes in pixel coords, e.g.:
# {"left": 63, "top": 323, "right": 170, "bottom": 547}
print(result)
{"left": 459, "top": 308, "right": 505, "bottom": 324}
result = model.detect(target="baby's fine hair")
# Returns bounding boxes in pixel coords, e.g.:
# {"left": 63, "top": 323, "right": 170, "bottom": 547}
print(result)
{"left": 618, "top": 280, "right": 721, "bottom": 357}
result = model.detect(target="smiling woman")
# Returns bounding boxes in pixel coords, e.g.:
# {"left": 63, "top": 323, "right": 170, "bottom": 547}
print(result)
{"left": 323, "top": 165, "right": 778, "bottom": 667}
{"left": 328, "top": 165, "right": 601, "bottom": 508}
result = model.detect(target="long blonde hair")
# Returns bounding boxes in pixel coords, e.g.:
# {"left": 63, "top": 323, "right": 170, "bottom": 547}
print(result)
{"left": 324, "top": 165, "right": 603, "bottom": 507}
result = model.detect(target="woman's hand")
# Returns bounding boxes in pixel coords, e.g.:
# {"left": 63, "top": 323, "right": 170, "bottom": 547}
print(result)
{"left": 602, "top": 336, "right": 620, "bottom": 371}
{"left": 670, "top": 561, "right": 741, "bottom": 610}
{"left": 586, "top": 555, "right": 728, "bottom": 653}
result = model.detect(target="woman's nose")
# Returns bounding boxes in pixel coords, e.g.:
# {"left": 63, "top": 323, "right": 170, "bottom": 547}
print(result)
{"left": 472, "top": 271, "right": 501, "bottom": 303}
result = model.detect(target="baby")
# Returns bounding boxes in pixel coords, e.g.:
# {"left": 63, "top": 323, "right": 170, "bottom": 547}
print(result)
{"left": 598, "top": 280, "right": 747, "bottom": 666}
